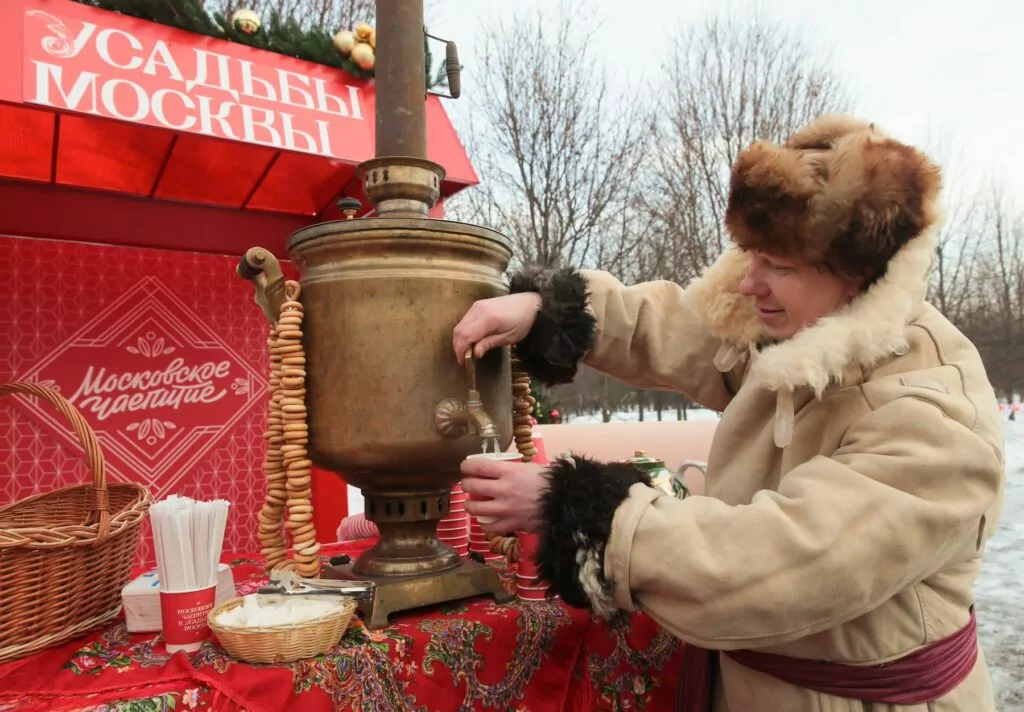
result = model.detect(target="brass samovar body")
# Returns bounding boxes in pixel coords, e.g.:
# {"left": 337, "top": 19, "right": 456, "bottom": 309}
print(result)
{"left": 288, "top": 212, "right": 514, "bottom": 580}
{"left": 238, "top": 0, "right": 517, "bottom": 626}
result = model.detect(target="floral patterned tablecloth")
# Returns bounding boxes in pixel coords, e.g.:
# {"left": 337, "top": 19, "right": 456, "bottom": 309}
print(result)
{"left": 0, "top": 540, "right": 683, "bottom": 712}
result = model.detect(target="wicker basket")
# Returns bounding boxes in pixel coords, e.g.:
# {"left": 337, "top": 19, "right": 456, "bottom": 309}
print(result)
{"left": 208, "top": 596, "right": 358, "bottom": 664}
{"left": 0, "top": 382, "right": 152, "bottom": 663}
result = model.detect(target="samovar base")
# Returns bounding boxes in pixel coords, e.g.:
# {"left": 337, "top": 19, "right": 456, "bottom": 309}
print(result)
{"left": 324, "top": 558, "right": 514, "bottom": 629}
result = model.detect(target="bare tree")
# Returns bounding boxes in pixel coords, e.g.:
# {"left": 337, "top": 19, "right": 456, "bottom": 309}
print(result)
{"left": 610, "top": 11, "right": 852, "bottom": 421}
{"left": 962, "top": 182, "right": 1024, "bottom": 398}
{"left": 445, "top": 1, "right": 653, "bottom": 271}
{"left": 645, "top": 11, "right": 854, "bottom": 284}
{"left": 449, "top": 7, "right": 856, "bottom": 421}
{"left": 915, "top": 128, "right": 987, "bottom": 326}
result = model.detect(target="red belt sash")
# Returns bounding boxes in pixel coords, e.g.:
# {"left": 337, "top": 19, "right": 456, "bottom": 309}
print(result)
{"left": 675, "top": 608, "right": 978, "bottom": 711}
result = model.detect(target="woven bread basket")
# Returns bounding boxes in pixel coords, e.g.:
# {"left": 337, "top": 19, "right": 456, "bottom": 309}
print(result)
{"left": 208, "top": 596, "right": 358, "bottom": 664}
{"left": 0, "top": 382, "right": 152, "bottom": 663}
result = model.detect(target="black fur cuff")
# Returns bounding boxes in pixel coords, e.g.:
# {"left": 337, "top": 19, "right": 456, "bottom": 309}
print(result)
{"left": 535, "top": 454, "right": 654, "bottom": 617}
{"left": 509, "top": 266, "right": 597, "bottom": 386}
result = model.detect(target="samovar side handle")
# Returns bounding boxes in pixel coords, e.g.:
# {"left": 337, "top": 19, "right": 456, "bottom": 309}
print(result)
{"left": 237, "top": 247, "right": 287, "bottom": 325}
{"left": 673, "top": 460, "right": 707, "bottom": 499}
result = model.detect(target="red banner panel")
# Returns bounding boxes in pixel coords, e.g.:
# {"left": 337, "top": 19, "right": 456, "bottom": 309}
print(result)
{"left": 0, "top": 235, "right": 320, "bottom": 563}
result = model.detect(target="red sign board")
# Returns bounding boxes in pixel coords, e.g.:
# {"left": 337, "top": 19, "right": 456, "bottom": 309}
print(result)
{"left": 0, "top": 0, "right": 477, "bottom": 184}
{"left": 19, "top": 4, "right": 370, "bottom": 161}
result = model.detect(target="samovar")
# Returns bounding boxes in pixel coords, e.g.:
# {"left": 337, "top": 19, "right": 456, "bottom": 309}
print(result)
{"left": 237, "top": 0, "right": 519, "bottom": 627}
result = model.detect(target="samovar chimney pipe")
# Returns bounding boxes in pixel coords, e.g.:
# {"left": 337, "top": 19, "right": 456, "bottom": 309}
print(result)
{"left": 374, "top": 0, "right": 427, "bottom": 159}
{"left": 356, "top": 0, "right": 441, "bottom": 217}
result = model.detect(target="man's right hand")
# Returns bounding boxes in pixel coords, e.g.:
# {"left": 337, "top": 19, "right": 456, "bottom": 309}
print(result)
{"left": 452, "top": 292, "right": 543, "bottom": 364}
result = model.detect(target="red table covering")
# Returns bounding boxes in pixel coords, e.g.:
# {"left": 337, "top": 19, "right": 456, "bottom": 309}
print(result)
{"left": 0, "top": 541, "right": 683, "bottom": 712}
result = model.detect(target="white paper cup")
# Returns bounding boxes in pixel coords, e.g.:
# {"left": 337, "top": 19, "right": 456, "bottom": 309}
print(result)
{"left": 465, "top": 452, "right": 524, "bottom": 462}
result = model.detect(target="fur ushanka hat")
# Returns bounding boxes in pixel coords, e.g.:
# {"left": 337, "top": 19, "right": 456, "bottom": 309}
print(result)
{"left": 724, "top": 114, "right": 943, "bottom": 285}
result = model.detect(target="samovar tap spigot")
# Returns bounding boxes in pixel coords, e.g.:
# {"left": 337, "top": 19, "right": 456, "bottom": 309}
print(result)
{"left": 434, "top": 350, "right": 499, "bottom": 440}
{"left": 463, "top": 398, "right": 498, "bottom": 439}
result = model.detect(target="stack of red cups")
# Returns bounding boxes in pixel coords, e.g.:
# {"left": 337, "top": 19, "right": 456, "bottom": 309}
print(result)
{"left": 468, "top": 515, "right": 502, "bottom": 561}
{"left": 516, "top": 426, "right": 552, "bottom": 601}
{"left": 437, "top": 484, "right": 469, "bottom": 557}
{"left": 336, "top": 512, "right": 378, "bottom": 542}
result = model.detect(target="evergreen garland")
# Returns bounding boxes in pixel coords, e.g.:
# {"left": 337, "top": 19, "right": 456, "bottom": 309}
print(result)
{"left": 71, "top": 0, "right": 449, "bottom": 90}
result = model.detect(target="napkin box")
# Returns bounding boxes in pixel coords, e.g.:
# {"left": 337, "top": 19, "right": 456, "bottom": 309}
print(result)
{"left": 121, "top": 564, "right": 236, "bottom": 633}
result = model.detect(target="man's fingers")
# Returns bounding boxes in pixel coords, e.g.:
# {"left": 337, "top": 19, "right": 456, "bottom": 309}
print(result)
{"left": 473, "top": 333, "right": 510, "bottom": 359}
{"left": 464, "top": 498, "right": 503, "bottom": 518}
{"left": 460, "top": 475, "right": 503, "bottom": 498}
{"left": 480, "top": 517, "right": 516, "bottom": 535}
{"left": 453, "top": 315, "right": 482, "bottom": 364}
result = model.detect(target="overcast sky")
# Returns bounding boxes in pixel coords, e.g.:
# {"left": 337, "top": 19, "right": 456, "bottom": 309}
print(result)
{"left": 427, "top": 0, "right": 1022, "bottom": 207}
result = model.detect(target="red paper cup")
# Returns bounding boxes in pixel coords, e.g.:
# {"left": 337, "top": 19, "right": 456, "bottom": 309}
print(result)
{"left": 440, "top": 534, "right": 469, "bottom": 544}
{"left": 160, "top": 585, "right": 217, "bottom": 653}
{"left": 516, "top": 581, "right": 548, "bottom": 591}
{"left": 516, "top": 590, "right": 548, "bottom": 602}
{"left": 516, "top": 532, "right": 541, "bottom": 577}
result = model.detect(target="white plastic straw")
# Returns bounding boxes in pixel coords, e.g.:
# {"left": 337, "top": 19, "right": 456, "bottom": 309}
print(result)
{"left": 150, "top": 495, "right": 231, "bottom": 592}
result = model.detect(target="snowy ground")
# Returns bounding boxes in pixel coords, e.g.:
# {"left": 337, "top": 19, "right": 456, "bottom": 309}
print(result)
{"left": 343, "top": 409, "right": 1022, "bottom": 706}
{"left": 977, "top": 420, "right": 1024, "bottom": 710}
{"left": 565, "top": 407, "right": 722, "bottom": 424}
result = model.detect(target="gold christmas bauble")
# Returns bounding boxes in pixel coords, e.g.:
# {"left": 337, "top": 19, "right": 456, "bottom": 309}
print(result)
{"left": 351, "top": 42, "right": 375, "bottom": 70}
{"left": 354, "top": 22, "right": 373, "bottom": 40}
{"left": 333, "top": 29, "right": 355, "bottom": 55}
{"left": 231, "top": 8, "right": 261, "bottom": 35}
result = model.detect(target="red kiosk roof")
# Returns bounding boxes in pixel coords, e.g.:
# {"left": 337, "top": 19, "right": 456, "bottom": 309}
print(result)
{"left": 0, "top": 0, "right": 477, "bottom": 256}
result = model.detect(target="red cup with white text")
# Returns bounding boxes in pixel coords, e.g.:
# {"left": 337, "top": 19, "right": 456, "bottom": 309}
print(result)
{"left": 160, "top": 584, "right": 217, "bottom": 653}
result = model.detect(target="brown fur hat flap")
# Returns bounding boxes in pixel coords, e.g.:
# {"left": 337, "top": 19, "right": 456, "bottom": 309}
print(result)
{"left": 724, "top": 113, "right": 942, "bottom": 283}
